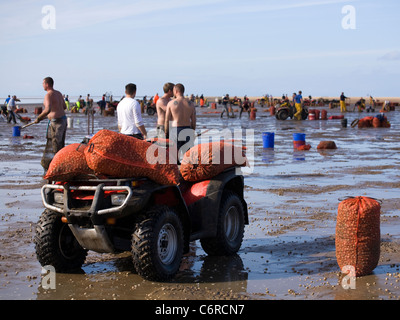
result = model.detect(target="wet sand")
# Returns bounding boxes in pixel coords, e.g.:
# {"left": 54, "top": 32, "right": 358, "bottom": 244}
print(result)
{"left": 1, "top": 103, "right": 400, "bottom": 300}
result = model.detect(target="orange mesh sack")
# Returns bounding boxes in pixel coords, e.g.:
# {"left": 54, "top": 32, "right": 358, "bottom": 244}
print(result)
{"left": 317, "top": 141, "right": 337, "bottom": 150}
{"left": 372, "top": 117, "right": 382, "bottom": 128}
{"left": 84, "top": 130, "right": 180, "bottom": 185}
{"left": 44, "top": 143, "right": 94, "bottom": 181}
{"left": 335, "top": 197, "right": 381, "bottom": 277}
{"left": 180, "top": 141, "right": 248, "bottom": 182}
{"left": 358, "top": 116, "right": 374, "bottom": 128}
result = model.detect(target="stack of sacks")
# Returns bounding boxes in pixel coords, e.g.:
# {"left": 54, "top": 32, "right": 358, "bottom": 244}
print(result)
{"left": 44, "top": 130, "right": 180, "bottom": 185}
{"left": 358, "top": 115, "right": 390, "bottom": 128}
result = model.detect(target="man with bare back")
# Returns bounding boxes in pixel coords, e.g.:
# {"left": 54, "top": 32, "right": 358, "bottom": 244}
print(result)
{"left": 156, "top": 82, "right": 174, "bottom": 137}
{"left": 34, "top": 77, "right": 67, "bottom": 171}
{"left": 165, "top": 83, "right": 196, "bottom": 161}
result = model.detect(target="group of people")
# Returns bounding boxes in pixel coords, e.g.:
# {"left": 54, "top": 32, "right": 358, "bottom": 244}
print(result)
{"left": 29, "top": 78, "right": 380, "bottom": 174}
{"left": 33, "top": 77, "right": 197, "bottom": 173}
{"left": 219, "top": 91, "right": 306, "bottom": 121}
{"left": 117, "top": 82, "right": 196, "bottom": 161}
{"left": 220, "top": 94, "right": 252, "bottom": 119}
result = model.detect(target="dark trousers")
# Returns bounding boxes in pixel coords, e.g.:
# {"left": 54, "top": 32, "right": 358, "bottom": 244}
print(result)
{"left": 7, "top": 111, "right": 16, "bottom": 124}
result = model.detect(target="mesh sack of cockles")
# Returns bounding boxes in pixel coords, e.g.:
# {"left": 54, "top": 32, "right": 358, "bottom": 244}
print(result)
{"left": 372, "top": 114, "right": 391, "bottom": 128}
{"left": 180, "top": 141, "right": 248, "bottom": 182}
{"left": 84, "top": 129, "right": 180, "bottom": 185}
{"left": 44, "top": 143, "right": 95, "bottom": 181}
{"left": 335, "top": 196, "right": 381, "bottom": 277}
{"left": 317, "top": 141, "right": 337, "bottom": 150}
{"left": 358, "top": 116, "right": 374, "bottom": 128}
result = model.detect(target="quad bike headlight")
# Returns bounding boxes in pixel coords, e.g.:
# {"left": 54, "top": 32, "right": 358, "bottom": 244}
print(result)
{"left": 111, "top": 193, "right": 127, "bottom": 206}
{"left": 54, "top": 192, "right": 64, "bottom": 204}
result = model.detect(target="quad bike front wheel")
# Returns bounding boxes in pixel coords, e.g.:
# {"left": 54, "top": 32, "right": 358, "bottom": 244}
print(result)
{"left": 34, "top": 210, "right": 88, "bottom": 272}
{"left": 131, "top": 206, "right": 184, "bottom": 281}
{"left": 200, "top": 191, "right": 245, "bottom": 256}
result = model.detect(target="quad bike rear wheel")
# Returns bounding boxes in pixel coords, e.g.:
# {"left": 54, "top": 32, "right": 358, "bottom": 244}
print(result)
{"left": 34, "top": 210, "right": 88, "bottom": 272}
{"left": 131, "top": 206, "right": 184, "bottom": 281}
{"left": 276, "top": 109, "right": 290, "bottom": 120}
{"left": 200, "top": 191, "right": 245, "bottom": 256}
{"left": 146, "top": 106, "right": 156, "bottom": 116}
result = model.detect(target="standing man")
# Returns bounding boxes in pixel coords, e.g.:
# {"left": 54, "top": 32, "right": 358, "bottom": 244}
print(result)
{"left": 117, "top": 83, "right": 147, "bottom": 140}
{"left": 64, "top": 95, "right": 70, "bottom": 111}
{"left": 340, "top": 92, "right": 347, "bottom": 113}
{"left": 294, "top": 91, "right": 303, "bottom": 121}
{"left": 240, "top": 95, "right": 251, "bottom": 119}
{"left": 220, "top": 94, "right": 233, "bottom": 118}
{"left": 34, "top": 77, "right": 67, "bottom": 171}
{"left": 165, "top": 83, "right": 196, "bottom": 162}
{"left": 156, "top": 82, "right": 174, "bottom": 137}
{"left": 4, "top": 95, "right": 11, "bottom": 106}
{"left": 6, "top": 95, "right": 17, "bottom": 124}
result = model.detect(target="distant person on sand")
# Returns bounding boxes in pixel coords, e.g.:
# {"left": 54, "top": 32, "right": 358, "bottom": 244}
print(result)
{"left": 34, "top": 77, "right": 67, "bottom": 171}
{"left": 294, "top": 91, "right": 303, "bottom": 121}
{"left": 86, "top": 94, "right": 93, "bottom": 110}
{"left": 220, "top": 94, "right": 233, "bottom": 118}
{"left": 240, "top": 95, "right": 251, "bottom": 119}
{"left": 4, "top": 95, "right": 11, "bottom": 106}
{"left": 291, "top": 93, "right": 296, "bottom": 108}
{"left": 154, "top": 93, "right": 159, "bottom": 106}
{"left": 117, "top": 83, "right": 147, "bottom": 140}
{"left": 1, "top": 96, "right": 9, "bottom": 117}
{"left": 6, "top": 95, "right": 18, "bottom": 124}
{"left": 165, "top": 83, "right": 196, "bottom": 162}
{"left": 156, "top": 82, "right": 174, "bottom": 137}
{"left": 64, "top": 95, "right": 70, "bottom": 110}
{"left": 340, "top": 92, "right": 347, "bottom": 113}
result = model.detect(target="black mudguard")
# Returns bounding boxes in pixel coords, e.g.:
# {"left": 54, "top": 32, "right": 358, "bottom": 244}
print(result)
{"left": 187, "top": 168, "right": 248, "bottom": 241}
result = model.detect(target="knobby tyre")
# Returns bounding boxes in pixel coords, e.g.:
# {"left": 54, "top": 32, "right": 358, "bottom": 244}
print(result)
{"left": 131, "top": 206, "right": 184, "bottom": 281}
{"left": 34, "top": 209, "right": 87, "bottom": 272}
{"left": 200, "top": 191, "right": 245, "bottom": 256}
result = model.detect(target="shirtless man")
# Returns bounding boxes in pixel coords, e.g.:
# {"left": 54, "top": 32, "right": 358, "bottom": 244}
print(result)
{"left": 156, "top": 82, "right": 174, "bottom": 137}
{"left": 34, "top": 77, "right": 67, "bottom": 171}
{"left": 165, "top": 83, "right": 196, "bottom": 161}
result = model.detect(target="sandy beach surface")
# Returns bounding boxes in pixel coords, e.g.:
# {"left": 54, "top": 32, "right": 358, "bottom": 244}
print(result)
{"left": 1, "top": 101, "right": 400, "bottom": 301}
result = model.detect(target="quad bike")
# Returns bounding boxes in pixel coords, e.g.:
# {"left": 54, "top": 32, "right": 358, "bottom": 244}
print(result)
{"left": 275, "top": 103, "right": 309, "bottom": 121}
{"left": 34, "top": 156, "right": 248, "bottom": 281}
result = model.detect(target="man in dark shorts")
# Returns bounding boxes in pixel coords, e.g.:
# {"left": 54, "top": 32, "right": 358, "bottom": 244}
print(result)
{"left": 164, "top": 83, "right": 196, "bottom": 163}
{"left": 156, "top": 82, "right": 174, "bottom": 138}
{"left": 240, "top": 95, "right": 251, "bottom": 118}
{"left": 220, "top": 94, "right": 233, "bottom": 118}
{"left": 34, "top": 77, "right": 67, "bottom": 171}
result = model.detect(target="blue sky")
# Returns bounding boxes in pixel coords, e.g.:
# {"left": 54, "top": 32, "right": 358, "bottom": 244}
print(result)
{"left": 0, "top": 0, "right": 399, "bottom": 99}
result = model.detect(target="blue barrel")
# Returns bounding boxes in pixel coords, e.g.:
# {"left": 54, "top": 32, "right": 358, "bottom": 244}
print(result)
{"left": 293, "top": 133, "right": 306, "bottom": 142}
{"left": 12, "top": 126, "right": 21, "bottom": 137}
{"left": 293, "top": 133, "right": 305, "bottom": 149}
{"left": 262, "top": 132, "right": 275, "bottom": 149}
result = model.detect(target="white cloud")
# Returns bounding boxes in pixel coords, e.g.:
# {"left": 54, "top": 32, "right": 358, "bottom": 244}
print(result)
{"left": 0, "top": 0, "right": 229, "bottom": 43}
{"left": 0, "top": 0, "right": 360, "bottom": 43}
{"left": 209, "top": 0, "right": 360, "bottom": 16}
{"left": 379, "top": 50, "right": 400, "bottom": 61}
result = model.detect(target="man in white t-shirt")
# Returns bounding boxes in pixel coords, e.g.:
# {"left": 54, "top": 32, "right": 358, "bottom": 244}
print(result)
{"left": 117, "top": 83, "right": 147, "bottom": 140}
{"left": 7, "top": 95, "right": 17, "bottom": 124}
